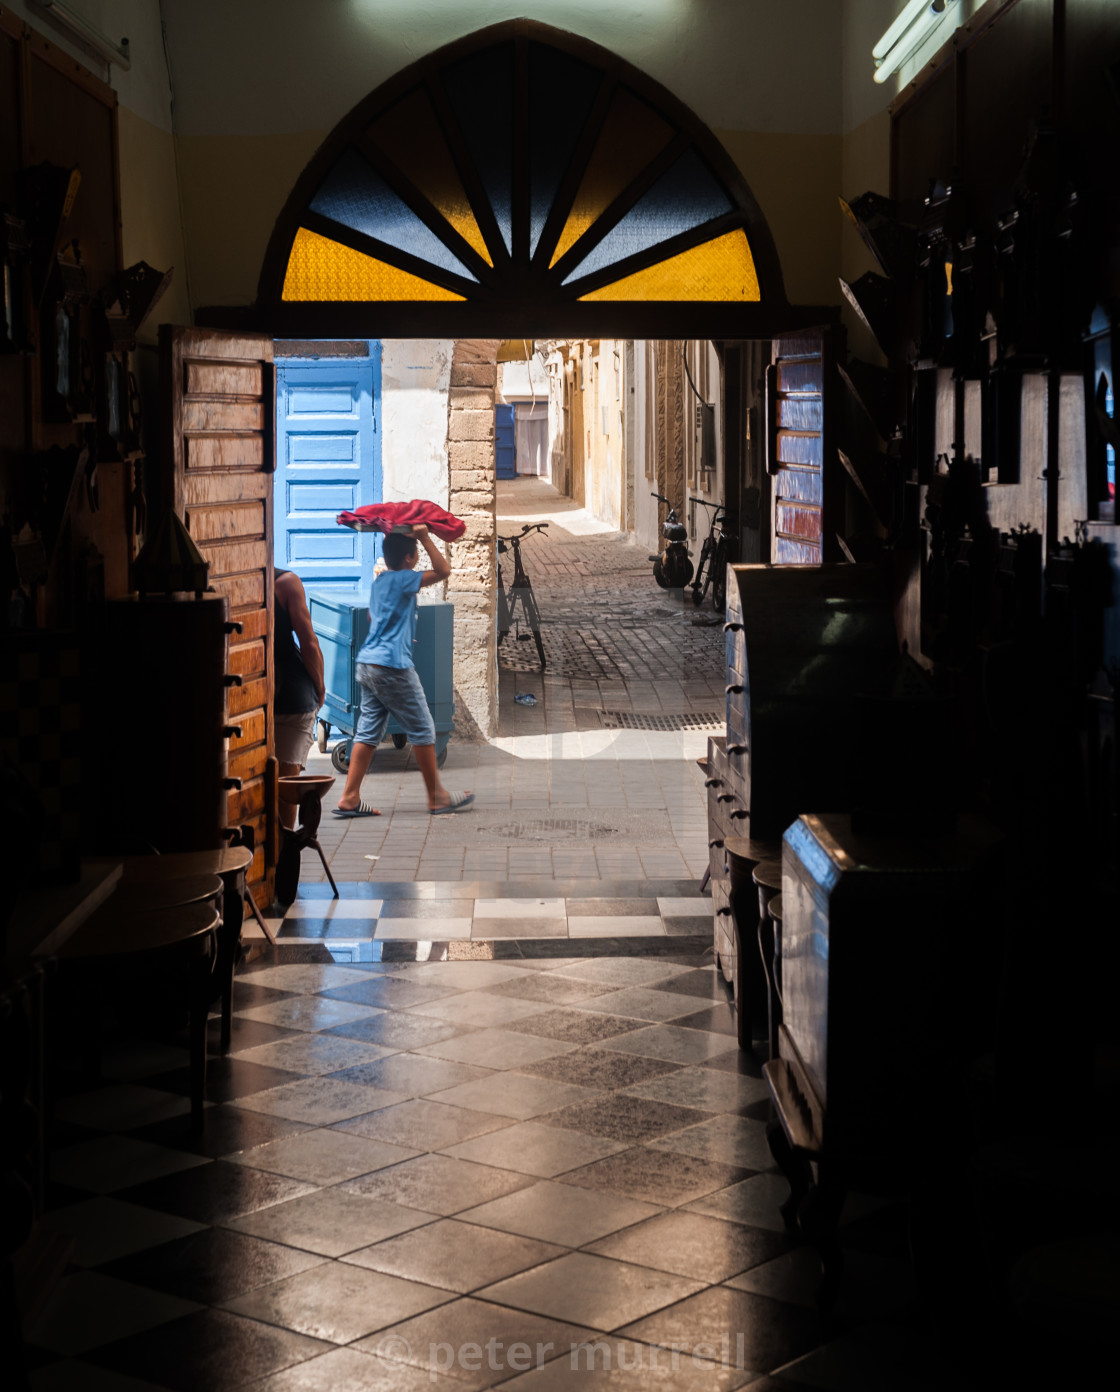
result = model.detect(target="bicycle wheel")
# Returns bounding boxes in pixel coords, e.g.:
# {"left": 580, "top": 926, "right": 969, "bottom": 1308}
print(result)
{"left": 497, "top": 584, "right": 510, "bottom": 644}
{"left": 692, "top": 540, "right": 711, "bottom": 604}
{"left": 712, "top": 545, "right": 727, "bottom": 611}
{"left": 519, "top": 584, "right": 547, "bottom": 670}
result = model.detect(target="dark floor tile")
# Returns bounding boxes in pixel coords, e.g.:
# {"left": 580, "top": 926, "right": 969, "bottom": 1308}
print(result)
{"left": 519, "top": 1047, "right": 682, "bottom": 1091}
{"left": 205, "top": 1016, "right": 300, "bottom": 1056}
{"left": 505, "top": 1008, "right": 644, "bottom": 1045}
{"left": 128, "top": 1106, "right": 314, "bottom": 1160}
{"left": 343, "top": 1152, "right": 532, "bottom": 1216}
{"left": 483, "top": 973, "right": 616, "bottom": 1005}
{"left": 44, "top": 1118, "right": 104, "bottom": 1151}
{"left": 87, "top": 1308, "right": 332, "bottom": 1391}
{"left": 283, "top": 883, "right": 383, "bottom": 901}
{"left": 619, "top": 1286, "right": 825, "bottom": 1375}
{"left": 320, "top": 976, "right": 455, "bottom": 1009}
{"left": 43, "top": 1179, "right": 95, "bottom": 1210}
{"left": 322, "top": 1012, "right": 467, "bottom": 1050}
{"left": 742, "top": 1099, "right": 773, "bottom": 1122}
{"left": 115, "top": 1160, "right": 315, "bottom": 1225}
{"left": 540, "top": 1094, "right": 708, "bottom": 1144}
{"left": 99, "top": 1227, "right": 324, "bottom": 1303}
{"left": 145, "top": 1059, "right": 304, "bottom": 1104}
{"left": 585, "top": 1208, "right": 793, "bottom": 1283}
{"left": 326, "top": 1053, "right": 489, "bottom": 1097}
{"left": 562, "top": 1145, "right": 750, "bottom": 1206}
{"left": 366, "top": 881, "right": 481, "bottom": 899}
{"left": 665, "top": 915, "right": 716, "bottom": 937}
{"left": 377, "top": 899, "right": 467, "bottom": 920}
{"left": 649, "top": 968, "right": 734, "bottom": 1002}
{"left": 241, "top": 944, "right": 336, "bottom": 970}
{"left": 566, "top": 899, "right": 662, "bottom": 916}
{"left": 226, "top": 981, "right": 300, "bottom": 1010}
{"left": 698, "top": 1048, "right": 766, "bottom": 1078}
{"left": 673, "top": 1005, "right": 739, "bottom": 1036}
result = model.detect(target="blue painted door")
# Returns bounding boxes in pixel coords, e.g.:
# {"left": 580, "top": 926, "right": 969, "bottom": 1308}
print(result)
{"left": 495, "top": 402, "right": 516, "bottom": 479}
{"left": 274, "top": 344, "right": 382, "bottom": 588}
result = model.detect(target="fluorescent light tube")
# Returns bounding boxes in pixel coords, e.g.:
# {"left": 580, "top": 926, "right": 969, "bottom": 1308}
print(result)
{"left": 873, "top": 0, "right": 957, "bottom": 85}
{"left": 872, "top": 0, "right": 932, "bottom": 61}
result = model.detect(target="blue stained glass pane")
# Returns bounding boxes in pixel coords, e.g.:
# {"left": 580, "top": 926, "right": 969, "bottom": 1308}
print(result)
{"left": 528, "top": 43, "right": 603, "bottom": 258}
{"left": 310, "top": 149, "right": 477, "bottom": 282}
{"left": 561, "top": 147, "right": 734, "bottom": 284}
{"left": 442, "top": 43, "right": 514, "bottom": 254}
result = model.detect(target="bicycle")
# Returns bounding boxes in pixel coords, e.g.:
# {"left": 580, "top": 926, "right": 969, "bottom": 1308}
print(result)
{"left": 497, "top": 521, "right": 548, "bottom": 669}
{"left": 690, "top": 497, "right": 731, "bottom": 611}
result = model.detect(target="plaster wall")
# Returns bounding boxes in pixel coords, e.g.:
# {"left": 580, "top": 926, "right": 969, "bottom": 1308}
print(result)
{"left": 151, "top": 0, "right": 904, "bottom": 314}
{"left": 381, "top": 339, "right": 453, "bottom": 515}
{"left": 632, "top": 342, "right": 661, "bottom": 555}
{"left": 498, "top": 357, "right": 550, "bottom": 401}
{"left": 8, "top": 0, "right": 192, "bottom": 339}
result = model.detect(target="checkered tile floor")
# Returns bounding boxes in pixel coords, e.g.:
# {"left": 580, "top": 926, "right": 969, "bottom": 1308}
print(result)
{"left": 25, "top": 939, "right": 954, "bottom": 1391}
{"left": 259, "top": 881, "right": 713, "bottom": 947}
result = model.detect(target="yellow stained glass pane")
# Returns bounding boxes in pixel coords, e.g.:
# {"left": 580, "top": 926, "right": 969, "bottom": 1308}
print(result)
{"left": 578, "top": 229, "right": 760, "bottom": 301}
{"left": 282, "top": 228, "right": 465, "bottom": 302}
{"left": 366, "top": 91, "right": 492, "bottom": 267}
{"left": 550, "top": 88, "right": 673, "bottom": 267}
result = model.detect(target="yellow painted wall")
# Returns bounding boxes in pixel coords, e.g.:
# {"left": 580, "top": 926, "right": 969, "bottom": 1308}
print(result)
{"left": 116, "top": 107, "right": 193, "bottom": 337}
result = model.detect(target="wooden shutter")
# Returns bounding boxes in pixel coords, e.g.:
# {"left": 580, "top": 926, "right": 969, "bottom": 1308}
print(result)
{"left": 766, "top": 329, "right": 836, "bottom": 564}
{"left": 160, "top": 327, "right": 277, "bottom": 903}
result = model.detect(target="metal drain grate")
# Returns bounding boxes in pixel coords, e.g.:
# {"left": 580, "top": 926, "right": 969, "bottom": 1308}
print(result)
{"left": 596, "top": 710, "right": 725, "bottom": 731}
{"left": 487, "top": 819, "right": 624, "bottom": 841}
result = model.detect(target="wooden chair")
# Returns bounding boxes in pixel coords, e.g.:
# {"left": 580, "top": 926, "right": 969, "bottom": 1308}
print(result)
{"left": 276, "top": 775, "right": 339, "bottom": 906}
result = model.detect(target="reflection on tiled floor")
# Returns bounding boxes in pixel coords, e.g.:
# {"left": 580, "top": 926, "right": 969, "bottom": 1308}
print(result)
{"left": 254, "top": 881, "right": 714, "bottom": 946}
{"left": 22, "top": 938, "right": 951, "bottom": 1391}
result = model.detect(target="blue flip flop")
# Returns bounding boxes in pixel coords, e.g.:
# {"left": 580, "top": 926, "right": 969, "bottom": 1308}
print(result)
{"left": 430, "top": 792, "right": 475, "bottom": 815}
{"left": 332, "top": 801, "right": 379, "bottom": 818}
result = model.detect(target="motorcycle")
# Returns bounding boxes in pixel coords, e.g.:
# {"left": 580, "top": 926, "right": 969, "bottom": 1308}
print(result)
{"left": 649, "top": 491, "right": 694, "bottom": 589}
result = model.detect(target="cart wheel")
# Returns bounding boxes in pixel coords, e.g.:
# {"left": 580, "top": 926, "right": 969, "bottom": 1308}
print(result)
{"left": 437, "top": 742, "right": 449, "bottom": 769}
{"left": 391, "top": 733, "right": 408, "bottom": 750}
{"left": 330, "top": 741, "right": 351, "bottom": 773}
{"left": 316, "top": 720, "right": 330, "bottom": 754}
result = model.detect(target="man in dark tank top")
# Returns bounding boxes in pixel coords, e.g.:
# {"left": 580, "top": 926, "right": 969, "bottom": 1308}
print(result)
{"left": 274, "top": 568, "right": 326, "bottom": 827}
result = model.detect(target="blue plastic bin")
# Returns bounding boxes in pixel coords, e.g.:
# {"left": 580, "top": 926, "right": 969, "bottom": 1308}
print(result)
{"left": 309, "top": 592, "right": 455, "bottom": 769}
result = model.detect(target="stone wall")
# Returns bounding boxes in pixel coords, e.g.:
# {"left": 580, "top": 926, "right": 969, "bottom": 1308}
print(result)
{"left": 447, "top": 339, "right": 500, "bottom": 739}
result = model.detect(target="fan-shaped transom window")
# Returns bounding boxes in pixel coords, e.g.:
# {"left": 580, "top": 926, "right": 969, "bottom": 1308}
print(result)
{"left": 261, "top": 24, "right": 781, "bottom": 312}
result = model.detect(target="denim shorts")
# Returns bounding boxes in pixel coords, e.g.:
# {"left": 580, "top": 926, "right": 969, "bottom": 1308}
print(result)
{"left": 354, "top": 663, "right": 435, "bottom": 747}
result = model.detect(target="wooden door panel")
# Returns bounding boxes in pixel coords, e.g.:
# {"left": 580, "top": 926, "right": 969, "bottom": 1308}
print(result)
{"left": 186, "top": 436, "right": 266, "bottom": 470}
{"left": 162, "top": 326, "right": 277, "bottom": 904}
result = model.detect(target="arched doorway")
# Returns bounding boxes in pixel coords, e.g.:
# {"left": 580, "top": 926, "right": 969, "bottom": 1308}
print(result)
{"left": 241, "top": 20, "right": 822, "bottom": 732}
{"left": 254, "top": 19, "right": 796, "bottom": 338}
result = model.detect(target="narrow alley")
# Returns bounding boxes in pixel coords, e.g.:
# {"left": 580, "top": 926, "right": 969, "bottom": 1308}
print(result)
{"left": 287, "top": 479, "right": 725, "bottom": 908}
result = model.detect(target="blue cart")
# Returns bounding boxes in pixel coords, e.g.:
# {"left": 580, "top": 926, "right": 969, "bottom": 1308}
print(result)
{"left": 309, "top": 592, "right": 455, "bottom": 771}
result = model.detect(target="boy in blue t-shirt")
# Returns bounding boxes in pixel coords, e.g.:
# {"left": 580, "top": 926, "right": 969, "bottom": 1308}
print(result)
{"left": 334, "top": 524, "right": 474, "bottom": 817}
